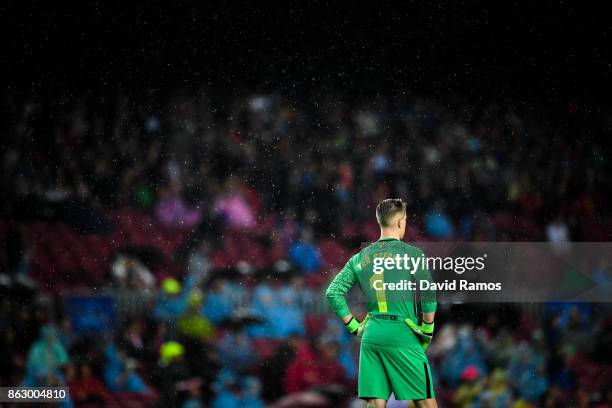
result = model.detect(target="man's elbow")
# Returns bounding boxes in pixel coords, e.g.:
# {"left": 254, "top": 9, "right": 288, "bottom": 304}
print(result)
{"left": 325, "top": 287, "right": 336, "bottom": 304}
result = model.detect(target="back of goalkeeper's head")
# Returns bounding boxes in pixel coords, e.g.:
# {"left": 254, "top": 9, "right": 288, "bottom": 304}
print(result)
{"left": 376, "top": 198, "right": 407, "bottom": 239}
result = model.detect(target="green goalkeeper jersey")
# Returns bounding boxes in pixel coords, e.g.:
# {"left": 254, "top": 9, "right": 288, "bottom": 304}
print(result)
{"left": 326, "top": 237, "right": 437, "bottom": 349}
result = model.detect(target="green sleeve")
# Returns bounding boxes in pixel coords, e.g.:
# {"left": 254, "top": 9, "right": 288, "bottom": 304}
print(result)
{"left": 326, "top": 254, "right": 359, "bottom": 319}
{"left": 416, "top": 250, "right": 437, "bottom": 313}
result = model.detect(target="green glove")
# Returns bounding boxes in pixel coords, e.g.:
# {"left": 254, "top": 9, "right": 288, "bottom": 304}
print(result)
{"left": 345, "top": 314, "right": 370, "bottom": 337}
{"left": 405, "top": 318, "right": 434, "bottom": 350}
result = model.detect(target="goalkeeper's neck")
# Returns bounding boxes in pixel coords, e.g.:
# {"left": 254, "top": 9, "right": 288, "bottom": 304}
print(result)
{"left": 379, "top": 228, "right": 403, "bottom": 241}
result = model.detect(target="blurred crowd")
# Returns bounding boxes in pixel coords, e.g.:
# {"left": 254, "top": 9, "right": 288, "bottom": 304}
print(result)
{"left": 2, "top": 283, "right": 611, "bottom": 407}
{"left": 1, "top": 88, "right": 611, "bottom": 407}
{"left": 2, "top": 88, "right": 609, "bottom": 239}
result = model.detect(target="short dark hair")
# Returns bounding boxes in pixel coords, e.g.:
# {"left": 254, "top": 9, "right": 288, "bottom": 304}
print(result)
{"left": 376, "top": 199, "right": 407, "bottom": 227}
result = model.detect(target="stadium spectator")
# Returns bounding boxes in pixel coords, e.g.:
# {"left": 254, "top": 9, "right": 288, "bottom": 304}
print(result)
{"left": 110, "top": 254, "right": 156, "bottom": 289}
{"left": 452, "top": 366, "right": 483, "bottom": 407}
{"left": 154, "top": 341, "right": 191, "bottom": 407}
{"left": 284, "top": 338, "right": 348, "bottom": 394}
{"left": 217, "top": 325, "right": 258, "bottom": 372}
{"left": 241, "top": 376, "right": 265, "bottom": 408}
{"left": 475, "top": 368, "right": 512, "bottom": 407}
{"left": 176, "top": 290, "right": 215, "bottom": 342}
{"left": 202, "top": 277, "right": 233, "bottom": 325}
{"left": 67, "top": 363, "right": 113, "bottom": 406}
{"left": 507, "top": 343, "right": 545, "bottom": 390}
{"left": 248, "top": 276, "right": 306, "bottom": 338}
{"left": 211, "top": 369, "right": 243, "bottom": 408}
{"left": 155, "top": 185, "right": 203, "bottom": 230}
{"left": 517, "top": 363, "right": 549, "bottom": 402}
{"left": 24, "top": 325, "right": 69, "bottom": 387}
{"left": 442, "top": 327, "right": 488, "bottom": 388}
{"left": 425, "top": 203, "right": 455, "bottom": 239}
{"left": 58, "top": 317, "right": 76, "bottom": 351}
{"left": 214, "top": 178, "right": 257, "bottom": 230}
{"left": 547, "top": 213, "right": 571, "bottom": 253}
{"left": 122, "top": 319, "right": 147, "bottom": 361}
{"left": 153, "top": 277, "right": 191, "bottom": 323}
{"left": 288, "top": 228, "right": 322, "bottom": 274}
{"left": 186, "top": 240, "right": 212, "bottom": 284}
{"left": 103, "top": 344, "right": 151, "bottom": 394}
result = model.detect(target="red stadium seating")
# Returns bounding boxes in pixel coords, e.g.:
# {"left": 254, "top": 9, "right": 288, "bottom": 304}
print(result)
{"left": 21, "top": 209, "right": 190, "bottom": 290}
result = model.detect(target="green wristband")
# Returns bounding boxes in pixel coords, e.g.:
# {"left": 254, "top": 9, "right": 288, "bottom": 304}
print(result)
{"left": 421, "top": 321, "right": 435, "bottom": 335}
{"left": 345, "top": 317, "right": 360, "bottom": 334}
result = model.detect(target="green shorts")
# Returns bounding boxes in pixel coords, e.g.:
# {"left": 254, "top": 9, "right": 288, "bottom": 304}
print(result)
{"left": 358, "top": 342, "right": 434, "bottom": 401}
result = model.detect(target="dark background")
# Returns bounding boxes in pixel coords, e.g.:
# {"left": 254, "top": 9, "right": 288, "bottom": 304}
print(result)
{"left": 2, "top": 1, "right": 611, "bottom": 100}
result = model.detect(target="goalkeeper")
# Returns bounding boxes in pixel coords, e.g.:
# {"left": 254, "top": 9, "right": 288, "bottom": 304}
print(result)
{"left": 326, "top": 199, "right": 437, "bottom": 408}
